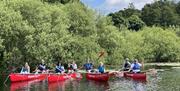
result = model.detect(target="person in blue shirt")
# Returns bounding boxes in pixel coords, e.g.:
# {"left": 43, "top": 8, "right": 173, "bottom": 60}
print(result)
{"left": 129, "top": 59, "right": 142, "bottom": 73}
{"left": 84, "top": 60, "right": 93, "bottom": 73}
{"left": 98, "top": 62, "right": 105, "bottom": 73}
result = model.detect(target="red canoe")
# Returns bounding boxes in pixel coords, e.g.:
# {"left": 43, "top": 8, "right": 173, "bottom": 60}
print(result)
{"left": 48, "top": 73, "right": 82, "bottom": 82}
{"left": 86, "top": 72, "right": 109, "bottom": 82}
{"left": 123, "top": 72, "right": 146, "bottom": 79}
{"left": 9, "top": 73, "right": 46, "bottom": 82}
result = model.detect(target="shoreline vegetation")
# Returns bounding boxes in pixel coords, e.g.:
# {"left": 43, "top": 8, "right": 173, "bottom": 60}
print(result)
{"left": 0, "top": 0, "right": 180, "bottom": 73}
{"left": 145, "top": 62, "right": 180, "bottom": 67}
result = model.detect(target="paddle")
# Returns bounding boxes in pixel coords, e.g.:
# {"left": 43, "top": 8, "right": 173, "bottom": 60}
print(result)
{"left": 97, "top": 51, "right": 105, "bottom": 61}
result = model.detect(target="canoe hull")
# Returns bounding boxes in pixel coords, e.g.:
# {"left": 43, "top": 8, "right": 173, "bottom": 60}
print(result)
{"left": 86, "top": 73, "right": 109, "bottom": 82}
{"left": 48, "top": 73, "right": 82, "bottom": 82}
{"left": 9, "top": 73, "right": 46, "bottom": 82}
{"left": 124, "top": 72, "right": 146, "bottom": 79}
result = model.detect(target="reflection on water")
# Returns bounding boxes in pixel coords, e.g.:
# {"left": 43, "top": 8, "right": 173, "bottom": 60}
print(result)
{"left": 87, "top": 80, "right": 110, "bottom": 91}
{"left": 1, "top": 67, "right": 180, "bottom": 91}
{"left": 10, "top": 79, "right": 46, "bottom": 91}
{"left": 132, "top": 81, "right": 146, "bottom": 91}
{"left": 48, "top": 81, "right": 67, "bottom": 91}
{"left": 106, "top": 78, "right": 146, "bottom": 91}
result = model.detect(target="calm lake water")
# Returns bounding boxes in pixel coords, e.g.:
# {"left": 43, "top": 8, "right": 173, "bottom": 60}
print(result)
{"left": 0, "top": 66, "right": 180, "bottom": 91}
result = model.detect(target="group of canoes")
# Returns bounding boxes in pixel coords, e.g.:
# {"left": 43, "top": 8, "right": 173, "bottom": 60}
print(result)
{"left": 10, "top": 58, "right": 147, "bottom": 82}
{"left": 20, "top": 59, "right": 106, "bottom": 74}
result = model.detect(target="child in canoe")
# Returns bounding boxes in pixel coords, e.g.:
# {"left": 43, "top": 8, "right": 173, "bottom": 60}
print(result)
{"left": 98, "top": 62, "right": 105, "bottom": 73}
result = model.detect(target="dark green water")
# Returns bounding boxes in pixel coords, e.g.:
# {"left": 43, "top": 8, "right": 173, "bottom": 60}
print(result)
{"left": 0, "top": 67, "right": 180, "bottom": 91}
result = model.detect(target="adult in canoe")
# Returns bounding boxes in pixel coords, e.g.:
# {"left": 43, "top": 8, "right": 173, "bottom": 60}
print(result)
{"left": 129, "top": 59, "right": 142, "bottom": 73}
{"left": 98, "top": 62, "right": 105, "bottom": 73}
{"left": 55, "top": 62, "right": 65, "bottom": 73}
{"left": 37, "top": 59, "right": 47, "bottom": 73}
{"left": 20, "top": 62, "right": 30, "bottom": 74}
{"left": 122, "top": 58, "right": 131, "bottom": 71}
{"left": 84, "top": 59, "right": 93, "bottom": 73}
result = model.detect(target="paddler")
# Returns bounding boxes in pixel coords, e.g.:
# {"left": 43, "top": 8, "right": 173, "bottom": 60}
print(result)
{"left": 122, "top": 58, "right": 131, "bottom": 71}
{"left": 98, "top": 62, "right": 105, "bottom": 73}
{"left": 20, "top": 62, "right": 30, "bottom": 74}
{"left": 71, "top": 61, "right": 78, "bottom": 72}
{"left": 37, "top": 59, "right": 47, "bottom": 73}
{"left": 55, "top": 62, "right": 65, "bottom": 73}
{"left": 129, "top": 59, "right": 142, "bottom": 73}
{"left": 84, "top": 59, "right": 93, "bottom": 73}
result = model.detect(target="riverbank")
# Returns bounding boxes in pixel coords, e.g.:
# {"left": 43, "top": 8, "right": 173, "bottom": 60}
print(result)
{"left": 145, "top": 62, "right": 180, "bottom": 67}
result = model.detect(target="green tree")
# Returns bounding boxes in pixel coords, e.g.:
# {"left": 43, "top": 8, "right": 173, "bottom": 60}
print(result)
{"left": 176, "top": 1, "right": 180, "bottom": 15}
{"left": 128, "top": 15, "right": 145, "bottom": 31}
{"left": 119, "top": 3, "right": 141, "bottom": 18}
{"left": 141, "top": 0, "right": 179, "bottom": 27}
{"left": 65, "top": 3, "right": 96, "bottom": 37}
{"left": 96, "top": 17, "right": 124, "bottom": 65}
{"left": 141, "top": 27, "right": 180, "bottom": 62}
{"left": 108, "top": 12, "right": 127, "bottom": 31}
{"left": 43, "top": 0, "right": 79, "bottom": 4}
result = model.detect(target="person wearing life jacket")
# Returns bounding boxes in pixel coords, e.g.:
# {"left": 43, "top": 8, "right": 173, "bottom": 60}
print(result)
{"left": 55, "top": 62, "right": 65, "bottom": 73}
{"left": 129, "top": 59, "right": 142, "bottom": 73}
{"left": 84, "top": 59, "right": 93, "bottom": 73}
{"left": 38, "top": 59, "right": 46, "bottom": 73}
{"left": 98, "top": 62, "right": 105, "bottom": 73}
{"left": 122, "top": 58, "right": 131, "bottom": 71}
{"left": 71, "top": 61, "right": 78, "bottom": 72}
{"left": 20, "top": 62, "right": 30, "bottom": 74}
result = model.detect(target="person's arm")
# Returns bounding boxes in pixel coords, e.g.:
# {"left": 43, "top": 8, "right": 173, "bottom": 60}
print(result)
{"left": 20, "top": 67, "right": 24, "bottom": 73}
{"left": 128, "top": 62, "right": 131, "bottom": 65}
{"left": 122, "top": 62, "right": 125, "bottom": 70}
{"left": 75, "top": 64, "right": 77, "bottom": 69}
{"left": 43, "top": 65, "right": 46, "bottom": 70}
{"left": 128, "top": 64, "right": 133, "bottom": 72}
{"left": 90, "top": 64, "right": 93, "bottom": 69}
{"left": 104, "top": 67, "right": 105, "bottom": 72}
{"left": 28, "top": 66, "right": 30, "bottom": 73}
{"left": 97, "top": 66, "right": 100, "bottom": 72}
{"left": 56, "top": 66, "right": 61, "bottom": 71}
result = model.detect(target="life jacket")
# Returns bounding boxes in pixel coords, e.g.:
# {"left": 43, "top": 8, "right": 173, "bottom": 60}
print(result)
{"left": 132, "top": 63, "right": 140, "bottom": 70}
{"left": 55, "top": 65, "right": 61, "bottom": 73}
{"left": 124, "top": 62, "right": 130, "bottom": 68}
{"left": 21, "top": 67, "right": 28, "bottom": 72}
{"left": 84, "top": 63, "right": 92, "bottom": 70}
{"left": 98, "top": 65, "right": 104, "bottom": 73}
{"left": 38, "top": 64, "right": 46, "bottom": 71}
